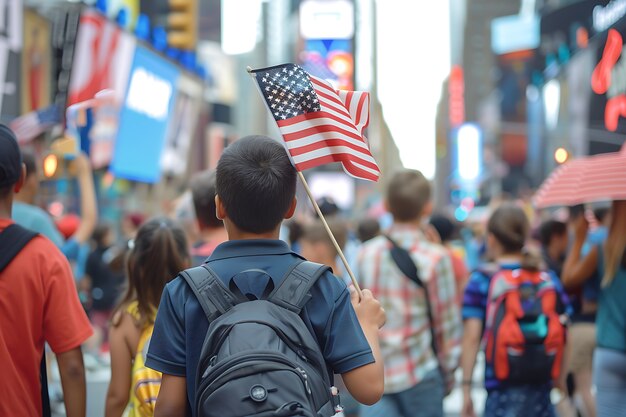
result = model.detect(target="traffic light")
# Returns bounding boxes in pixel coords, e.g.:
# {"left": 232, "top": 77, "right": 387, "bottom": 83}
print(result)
{"left": 167, "top": 0, "right": 197, "bottom": 50}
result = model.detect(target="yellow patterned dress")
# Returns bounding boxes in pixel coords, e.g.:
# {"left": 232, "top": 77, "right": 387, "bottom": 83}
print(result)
{"left": 126, "top": 302, "right": 161, "bottom": 417}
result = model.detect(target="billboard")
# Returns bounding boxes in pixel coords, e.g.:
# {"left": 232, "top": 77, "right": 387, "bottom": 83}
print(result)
{"left": 111, "top": 45, "right": 180, "bottom": 183}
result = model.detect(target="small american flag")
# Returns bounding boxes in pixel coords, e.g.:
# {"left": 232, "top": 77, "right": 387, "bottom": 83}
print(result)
{"left": 250, "top": 63, "right": 380, "bottom": 182}
{"left": 10, "top": 105, "right": 61, "bottom": 144}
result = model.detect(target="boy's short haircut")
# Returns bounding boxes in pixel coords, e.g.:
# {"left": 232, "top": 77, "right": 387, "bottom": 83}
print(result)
{"left": 301, "top": 219, "right": 347, "bottom": 256}
{"left": 386, "top": 169, "right": 431, "bottom": 222}
{"left": 190, "top": 170, "right": 222, "bottom": 229}
{"left": 216, "top": 135, "right": 296, "bottom": 234}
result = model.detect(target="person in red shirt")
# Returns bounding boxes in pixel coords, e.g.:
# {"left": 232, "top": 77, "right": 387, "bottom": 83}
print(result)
{"left": 0, "top": 124, "right": 93, "bottom": 417}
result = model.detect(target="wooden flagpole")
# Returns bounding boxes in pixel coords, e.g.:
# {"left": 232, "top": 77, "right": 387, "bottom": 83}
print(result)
{"left": 297, "top": 171, "right": 363, "bottom": 298}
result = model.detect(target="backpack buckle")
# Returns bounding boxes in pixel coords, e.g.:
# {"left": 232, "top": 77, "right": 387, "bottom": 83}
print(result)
{"left": 330, "top": 386, "right": 343, "bottom": 413}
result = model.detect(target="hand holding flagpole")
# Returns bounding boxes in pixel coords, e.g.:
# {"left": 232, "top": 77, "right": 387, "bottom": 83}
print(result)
{"left": 248, "top": 63, "right": 381, "bottom": 300}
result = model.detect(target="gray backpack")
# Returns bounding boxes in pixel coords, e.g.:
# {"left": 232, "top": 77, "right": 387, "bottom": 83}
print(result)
{"left": 181, "top": 260, "right": 341, "bottom": 417}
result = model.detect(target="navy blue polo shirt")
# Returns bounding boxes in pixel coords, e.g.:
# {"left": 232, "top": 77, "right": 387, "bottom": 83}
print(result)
{"left": 146, "top": 239, "right": 374, "bottom": 417}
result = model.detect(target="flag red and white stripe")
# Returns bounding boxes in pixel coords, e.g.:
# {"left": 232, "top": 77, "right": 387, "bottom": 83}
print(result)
{"left": 251, "top": 64, "right": 380, "bottom": 182}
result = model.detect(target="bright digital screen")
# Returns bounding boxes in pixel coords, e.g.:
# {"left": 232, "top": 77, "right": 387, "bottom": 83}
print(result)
{"left": 111, "top": 46, "right": 180, "bottom": 183}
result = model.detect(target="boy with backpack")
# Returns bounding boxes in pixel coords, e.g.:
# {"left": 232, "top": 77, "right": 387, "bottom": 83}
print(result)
{"left": 146, "top": 136, "right": 386, "bottom": 417}
{"left": 0, "top": 124, "right": 93, "bottom": 417}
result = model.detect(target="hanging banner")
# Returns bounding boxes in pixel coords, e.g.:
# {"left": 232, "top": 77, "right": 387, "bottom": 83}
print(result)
{"left": 67, "top": 9, "right": 136, "bottom": 167}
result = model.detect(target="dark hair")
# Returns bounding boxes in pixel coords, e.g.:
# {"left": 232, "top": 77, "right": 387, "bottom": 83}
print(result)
{"left": 190, "top": 170, "right": 222, "bottom": 229}
{"left": 317, "top": 197, "right": 340, "bottom": 216}
{"left": 594, "top": 207, "right": 610, "bottom": 224}
{"left": 429, "top": 213, "right": 457, "bottom": 243}
{"left": 0, "top": 185, "right": 11, "bottom": 198}
{"left": 21, "top": 150, "right": 37, "bottom": 179}
{"left": 386, "top": 170, "right": 431, "bottom": 221}
{"left": 287, "top": 220, "right": 304, "bottom": 246}
{"left": 538, "top": 220, "right": 567, "bottom": 247}
{"left": 301, "top": 219, "right": 347, "bottom": 255}
{"left": 216, "top": 136, "right": 296, "bottom": 234}
{"left": 357, "top": 218, "right": 380, "bottom": 243}
{"left": 91, "top": 223, "right": 112, "bottom": 248}
{"left": 114, "top": 217, "right": 189, "bottom": 326}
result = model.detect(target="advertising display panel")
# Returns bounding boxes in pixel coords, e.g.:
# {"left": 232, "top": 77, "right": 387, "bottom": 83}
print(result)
{"left": 111, "top": 45, "right": 180, "bottom": 183}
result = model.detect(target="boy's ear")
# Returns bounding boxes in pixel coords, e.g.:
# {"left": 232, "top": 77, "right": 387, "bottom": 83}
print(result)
{"left": 13, "top": 163, "right": 26, "bottom": 193}
{"left": 284, "top": 197, "right": 297, "bottom": 220}
{"left": 215, "top": 195, "right": 227, "bottom": 220}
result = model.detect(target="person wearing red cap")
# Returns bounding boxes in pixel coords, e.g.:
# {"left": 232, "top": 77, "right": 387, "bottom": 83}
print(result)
{"left": 0, "top": 124, "right": 93, "bottom": 417}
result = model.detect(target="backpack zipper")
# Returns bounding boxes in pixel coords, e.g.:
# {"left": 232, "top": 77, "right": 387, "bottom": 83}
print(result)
{"left": 199, "top": 352, "right": 313, "bottom": 399}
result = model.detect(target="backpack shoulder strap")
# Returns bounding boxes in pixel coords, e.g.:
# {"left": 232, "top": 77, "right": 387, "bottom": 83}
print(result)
{"left": 179, "top": 264, "right": 239, "bottom": 322}
{"left": 487, "top": 269, "right": 519, "bottom": 300}
{"left": 268, "top": 260, "right": 330, "bottom": 314}
{"left": 384, "top": 235, "right": 423, "bottom": 287}
{"left": 0, "top": 224, "right": 38, "bottom": 272}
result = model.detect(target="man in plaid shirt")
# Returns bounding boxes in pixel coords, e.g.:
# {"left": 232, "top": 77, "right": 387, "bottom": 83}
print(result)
{"left": 356, "top": 170, "right": 462, "bottom": 417}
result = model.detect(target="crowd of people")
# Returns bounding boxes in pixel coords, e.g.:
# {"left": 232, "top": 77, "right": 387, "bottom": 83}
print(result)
{"left": 1, "top": 123, "right": 625, "bottom": 417}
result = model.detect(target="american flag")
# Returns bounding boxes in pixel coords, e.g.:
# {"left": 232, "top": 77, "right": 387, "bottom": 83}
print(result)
{"left": 10, "top": 105, "right": 61, "bottom": 144}
{"left": 250, "top": 64, "right": 380, "bottom": 182}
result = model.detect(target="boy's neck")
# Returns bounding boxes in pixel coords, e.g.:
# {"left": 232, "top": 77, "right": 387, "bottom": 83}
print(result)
{"left": 225, "top": 222, "right": 281, "bottom": 241}
{"left": 0, "top": 195, "right": 13, "bottom": 220}
{"left": 393, "top": 217, "right": 424, "bottom": 229}
{"left": 199, "top": 226, "right": 228, "bottom": 244}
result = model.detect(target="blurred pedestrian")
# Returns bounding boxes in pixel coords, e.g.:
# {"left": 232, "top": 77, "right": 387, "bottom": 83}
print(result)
{"left": 562, "top": 201, "right": 626, "bottom": 417}
{"left": 0, "top": 124, "right": 92, "bottom": 417}
{"left": 189, "top": 170, "right": 227, "bottom": 265}
{"left": 356, "top": 217, "right": 380, "bottom": 243}
{"left": 357, "top": 169, "right": 462, "bottom": 417}
{"left": 300, "top": 219, "right": 347, "bottom": 277}
{"left": 538, "top": 220, "right": 568, "bottom": 278}
{"left": 560, "top": 208, "right": 605, "bottom": 417}
{"left": 105, "top": 217, "right": 190, "bottom": 417}
{"left": 11, "top": 149, "right": 64, "bottom": 246}
{"left": 300, "top": 220, "right": 360, "bottom": 417}
{"left": 84, "top": 224, "right": 125, "bottom": 346}
{"left": 121, "top": 212, "right": 144, "bottom": 241}
{"left": 430, "top": 213, "right": 470, "bottom": 301}
{"left": 461, "top": 203, "right": 570, "bottom": 417}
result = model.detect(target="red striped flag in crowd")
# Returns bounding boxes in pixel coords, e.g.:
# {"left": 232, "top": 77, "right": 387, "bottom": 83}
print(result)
{"left": 250, "top": 63, "right": 380, "bottom": 182}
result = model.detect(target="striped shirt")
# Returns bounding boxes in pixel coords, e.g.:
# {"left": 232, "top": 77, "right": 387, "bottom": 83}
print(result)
{"left": 356, "top": 226, "right": 463, "bottom": 393}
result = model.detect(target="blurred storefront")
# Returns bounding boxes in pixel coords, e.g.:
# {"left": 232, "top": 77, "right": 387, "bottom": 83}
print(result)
{"left": 8, "top": 1, "right": 227, "bottom": 226}
{"left": 533, "top": 0, "right": 626, "bottom": 185}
